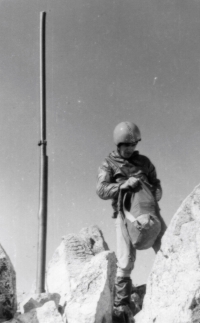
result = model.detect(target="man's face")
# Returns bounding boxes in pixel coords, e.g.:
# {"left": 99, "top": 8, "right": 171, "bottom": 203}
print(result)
{"left": 118, "top": 142, "right": 138, "bottom": 159}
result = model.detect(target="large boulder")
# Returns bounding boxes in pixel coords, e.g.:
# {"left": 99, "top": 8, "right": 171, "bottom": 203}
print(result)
{"left": 64, "top": 251, "right": 116, "bottom": 323}
{"left": 46, "top": 225, "right": 110, "bottom": 303}
{"left": 0, "top": 244, "right": 16, "bottom": 321}
{"left": 135, "top": 184, "right": 200, "bottom": 323}
{"left": 46, "top": 225, "right": 116, "bottom": 323}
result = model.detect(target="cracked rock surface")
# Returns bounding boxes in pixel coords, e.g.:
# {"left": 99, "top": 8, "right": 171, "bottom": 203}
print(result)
{"left": 135, "top": 184, "right": 200, "bottom": 323}
{"left": 46, "top": 225, "right": 116, "bottom": 323}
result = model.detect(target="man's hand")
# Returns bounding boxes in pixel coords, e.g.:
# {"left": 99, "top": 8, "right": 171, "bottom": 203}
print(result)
{"left": 120, "top": 177, "right": 140, "bottom": 190}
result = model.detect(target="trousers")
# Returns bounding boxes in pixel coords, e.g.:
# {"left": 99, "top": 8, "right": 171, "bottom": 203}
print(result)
{"left": 115, "top": 215, "right": 136, "bottom": 277}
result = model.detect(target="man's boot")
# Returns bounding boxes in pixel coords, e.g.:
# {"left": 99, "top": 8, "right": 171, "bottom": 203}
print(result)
{"left": 114, "top": 276, "right": 132, "bottom": 307}
{"left": 113, "top": 277, "right": 134, "bottom": 323}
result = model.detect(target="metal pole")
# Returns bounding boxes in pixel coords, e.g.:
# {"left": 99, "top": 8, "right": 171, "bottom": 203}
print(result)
{"left": 36, "top": 11, "right": 48, "bottom": 293}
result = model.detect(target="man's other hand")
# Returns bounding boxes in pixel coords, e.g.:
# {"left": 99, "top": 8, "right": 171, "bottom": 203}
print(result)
{"left": 120, "top": 177, "right": 140, "bottom": 190}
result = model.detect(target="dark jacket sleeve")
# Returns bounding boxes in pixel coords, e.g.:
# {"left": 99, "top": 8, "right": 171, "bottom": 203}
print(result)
{"left": 146, "top": 158, "right": 162, "bottom": 201}
{"left": 96, "top": 159, "right": 121, "bottom": 200}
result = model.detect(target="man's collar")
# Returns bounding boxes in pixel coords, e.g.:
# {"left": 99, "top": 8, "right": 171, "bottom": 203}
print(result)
{"left": 110, "top": 150, "right": 139, "bottom": 161}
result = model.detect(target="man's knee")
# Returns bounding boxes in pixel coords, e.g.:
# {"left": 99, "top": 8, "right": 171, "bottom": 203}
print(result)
{"left": 117, "top": 257, "right": 134, "bottom": 277}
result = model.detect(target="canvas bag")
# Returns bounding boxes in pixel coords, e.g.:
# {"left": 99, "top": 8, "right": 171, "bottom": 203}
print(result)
{"left": 118, "top": 180, "right": 161, "bottom": 250}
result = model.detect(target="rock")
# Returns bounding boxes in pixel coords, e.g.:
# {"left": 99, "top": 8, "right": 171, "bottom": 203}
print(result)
{"left": 46, "top": 225, "right": 116, "bottom": 323}
{"left": 0, "top": 244, "right": 16, "bottom": 321}
{"left": 131, "top": 284, "right": 146, "bottom": 315}
{"left": 134, "top": 183, "right": 200, "bottom": 323}
{"left": 64, "top": 251, "right": 116, "bottom": 323}
{"left": 5, "top": 301, "right": 63, "bottom": 323}
{"left": 19, "top": 292, "right": 60, "bottom": 314}
{"left": 17, "top": 292, "right": 27, "bottom": 312}
{"left": 46, "top": 225, "right": 110, "bottom": 303}
{"left": 36, "top": 301, "right": 63, "bottom": 323}
{"left": 79, "top": 225, "right": 109, "bottom": 254}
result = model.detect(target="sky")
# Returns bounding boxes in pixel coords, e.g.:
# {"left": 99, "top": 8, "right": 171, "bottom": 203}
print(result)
{"left": 0, "top": 0, "right": 200, "bottom": 293}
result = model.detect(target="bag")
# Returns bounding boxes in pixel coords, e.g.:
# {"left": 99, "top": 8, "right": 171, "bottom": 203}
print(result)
{"left": 119, "top": 181, "right": 161, "bottom": 250}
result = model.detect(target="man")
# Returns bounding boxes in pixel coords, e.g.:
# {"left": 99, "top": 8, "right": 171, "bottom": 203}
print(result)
{"left": 96, "top": 121, "right": 166, "bottom": 321}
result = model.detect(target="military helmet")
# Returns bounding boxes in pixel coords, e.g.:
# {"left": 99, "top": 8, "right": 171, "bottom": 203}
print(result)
{"left": 113, "top": 121, "right": 141, "bottom": 146}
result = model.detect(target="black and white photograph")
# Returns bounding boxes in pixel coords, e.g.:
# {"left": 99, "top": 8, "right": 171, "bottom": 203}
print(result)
{"left": 0, "top": 0, "right": 200, "bottom": 322}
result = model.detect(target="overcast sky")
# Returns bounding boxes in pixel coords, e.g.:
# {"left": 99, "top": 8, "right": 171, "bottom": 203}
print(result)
{"left": 0, "top": 0, "right": 200, "bottom": 293}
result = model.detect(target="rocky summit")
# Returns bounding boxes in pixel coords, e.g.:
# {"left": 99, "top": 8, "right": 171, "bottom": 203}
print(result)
{"left": 2, "top": 184, "right": 200, "bottom": 322}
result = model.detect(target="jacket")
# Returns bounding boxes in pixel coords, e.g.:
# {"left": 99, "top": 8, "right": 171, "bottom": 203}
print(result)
{"left": 96, "top": 150, "right": 162, "bottom": 218}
